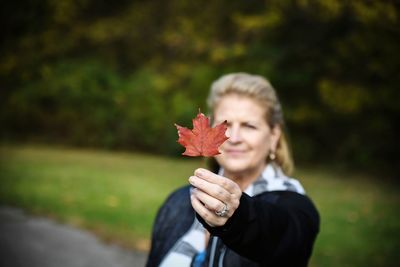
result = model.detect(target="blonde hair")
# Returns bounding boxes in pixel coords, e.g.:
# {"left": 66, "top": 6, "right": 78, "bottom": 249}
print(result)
{"left": 207, "top": 72, "right": 294, "bottom": 175}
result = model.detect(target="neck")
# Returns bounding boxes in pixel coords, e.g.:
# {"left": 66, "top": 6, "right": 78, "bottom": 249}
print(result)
{"left": 224, "top": 164, "right": 266, "bottom": 191}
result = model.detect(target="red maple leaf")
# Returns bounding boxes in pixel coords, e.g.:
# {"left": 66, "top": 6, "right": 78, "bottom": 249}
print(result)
{"left": 175, "top": 111, "right": 229, "bottom": 157}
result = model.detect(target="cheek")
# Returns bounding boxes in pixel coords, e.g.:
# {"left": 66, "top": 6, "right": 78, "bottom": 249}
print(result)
{"left": 251, "top": 133, "right": 271, "bottom": 155}
{"left": 219, "top": 141, "right": 229, "bottom": 151}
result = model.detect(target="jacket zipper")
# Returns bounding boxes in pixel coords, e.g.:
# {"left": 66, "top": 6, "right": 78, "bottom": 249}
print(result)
{"left": 218, "top": 246, "right": 226, "bottom": 267}
{"left": 208, "top": 236, "right": 218, "bottom": 266}
{"left": 208, "top": 236, "right": 226, "bottom": 267}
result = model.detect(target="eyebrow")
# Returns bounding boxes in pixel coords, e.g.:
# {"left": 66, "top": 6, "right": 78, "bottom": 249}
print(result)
{"left": 216, "top": 119, "right": 261, "bottom": 125}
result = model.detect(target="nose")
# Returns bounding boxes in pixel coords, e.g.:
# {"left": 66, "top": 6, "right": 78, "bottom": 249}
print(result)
{"left": 227, "top": 125, "right": 241, "bottom": 143}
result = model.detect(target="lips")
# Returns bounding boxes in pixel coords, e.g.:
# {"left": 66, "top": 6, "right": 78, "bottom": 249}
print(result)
{"left": 225, "top": 149, "right": 246, "bottom": 156}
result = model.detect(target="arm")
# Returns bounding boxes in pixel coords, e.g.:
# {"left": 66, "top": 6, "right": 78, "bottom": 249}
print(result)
{"left": 198, "top": 191, "right": 319, "bottom": 265}
{"left": 189, "top": 168, "right": 319, "bottom": 265}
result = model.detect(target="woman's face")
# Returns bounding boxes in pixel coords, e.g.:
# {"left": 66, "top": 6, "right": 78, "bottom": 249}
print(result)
{"left": 213, "top": 94, "right": 281, "bottom": 179}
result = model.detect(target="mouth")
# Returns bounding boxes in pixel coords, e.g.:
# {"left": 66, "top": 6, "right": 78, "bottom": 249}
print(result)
{"left": 224, "top": 149, "right": 246, "bottom": 156}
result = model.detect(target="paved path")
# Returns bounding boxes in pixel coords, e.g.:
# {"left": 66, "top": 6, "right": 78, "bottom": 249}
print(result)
{"left": 0, "top": 206, "right": 147, "bottom": 267}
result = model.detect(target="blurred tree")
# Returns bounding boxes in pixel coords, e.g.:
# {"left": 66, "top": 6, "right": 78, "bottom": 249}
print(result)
{"left": 1, "top": 0, "right": 398, "bottom": 172}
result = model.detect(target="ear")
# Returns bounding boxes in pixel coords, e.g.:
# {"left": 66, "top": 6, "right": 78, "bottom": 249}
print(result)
{"left": 270, "top": 125, "right": 281, "bottom": 152}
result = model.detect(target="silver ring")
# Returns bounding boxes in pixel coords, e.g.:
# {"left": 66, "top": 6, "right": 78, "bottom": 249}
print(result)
{"left": 215, "top": 203, "right": 229, "bottom": 217}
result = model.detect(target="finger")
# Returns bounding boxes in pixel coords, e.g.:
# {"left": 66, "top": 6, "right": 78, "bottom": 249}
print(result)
{"left": 190, "top": 193, "right": 226, "bottom": 227}
{"left": 192, "top": 188, "right": 227, "bottom": 214}
{"left": 194, "top": 168, "right": 240, "bottom": 194}
{"left": 189, "top": 176, "right": 231, "bottom": 203}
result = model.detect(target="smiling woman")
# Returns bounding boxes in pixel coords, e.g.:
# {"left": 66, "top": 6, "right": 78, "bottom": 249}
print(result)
{"left": 212, "top": 94, "right": 280, "bottom": 190}
{"left": 146, "top": 73, "right": 320, "bottom": 267}
{"left": 208, "top": 73, "right": 293, "bottom": 177}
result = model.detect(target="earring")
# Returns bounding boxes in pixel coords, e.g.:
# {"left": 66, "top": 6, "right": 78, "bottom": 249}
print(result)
{"left": 269, "top": 151, "right": 276, "bottom": 161}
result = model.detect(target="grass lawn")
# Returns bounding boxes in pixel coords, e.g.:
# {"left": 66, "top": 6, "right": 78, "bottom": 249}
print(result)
{"left": 0, "top": 144, "right": 399, "bottom": 266}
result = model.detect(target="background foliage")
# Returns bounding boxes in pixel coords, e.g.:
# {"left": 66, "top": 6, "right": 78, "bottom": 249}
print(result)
{"left": 1, "top": 0, "right": 399, "bottom": 173}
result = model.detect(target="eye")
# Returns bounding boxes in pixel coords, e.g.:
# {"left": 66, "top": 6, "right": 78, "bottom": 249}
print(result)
{"left": 223, "top": 121, "right": 231, "bottom": 127}
{"left": 243, "top": 123, "right": 257, "bottom": 129}
{"left": 213, "top": 120, "right": 228, "bottom": 127}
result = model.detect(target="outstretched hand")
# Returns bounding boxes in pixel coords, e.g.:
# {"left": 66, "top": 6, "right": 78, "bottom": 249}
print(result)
{"left": 189, "top": 168, "right": 242, "bottom": 227}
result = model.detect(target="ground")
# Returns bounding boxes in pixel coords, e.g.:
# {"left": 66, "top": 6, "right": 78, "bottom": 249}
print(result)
{"left": 0, "top": 206, "right": 147, "bottom": 267}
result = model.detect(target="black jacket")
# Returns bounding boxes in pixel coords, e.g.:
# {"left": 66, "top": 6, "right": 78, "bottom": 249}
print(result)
{"left": 146, "top": 185, "right": 319, "bottom": 267}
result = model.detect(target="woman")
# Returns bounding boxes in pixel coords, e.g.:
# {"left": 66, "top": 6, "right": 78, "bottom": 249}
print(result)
{"left": 146, "top": 73, "right": 320, "bottom": 267}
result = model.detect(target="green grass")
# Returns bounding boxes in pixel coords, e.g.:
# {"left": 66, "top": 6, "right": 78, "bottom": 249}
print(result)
{"left": 296, "top": 168, "right": 399, "bottom": 267}
{"left": 0, "top": 144, "right": 202, "bottom": 250}
{"left": 0, "top": 144, "right": 399, "bottom": 266}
